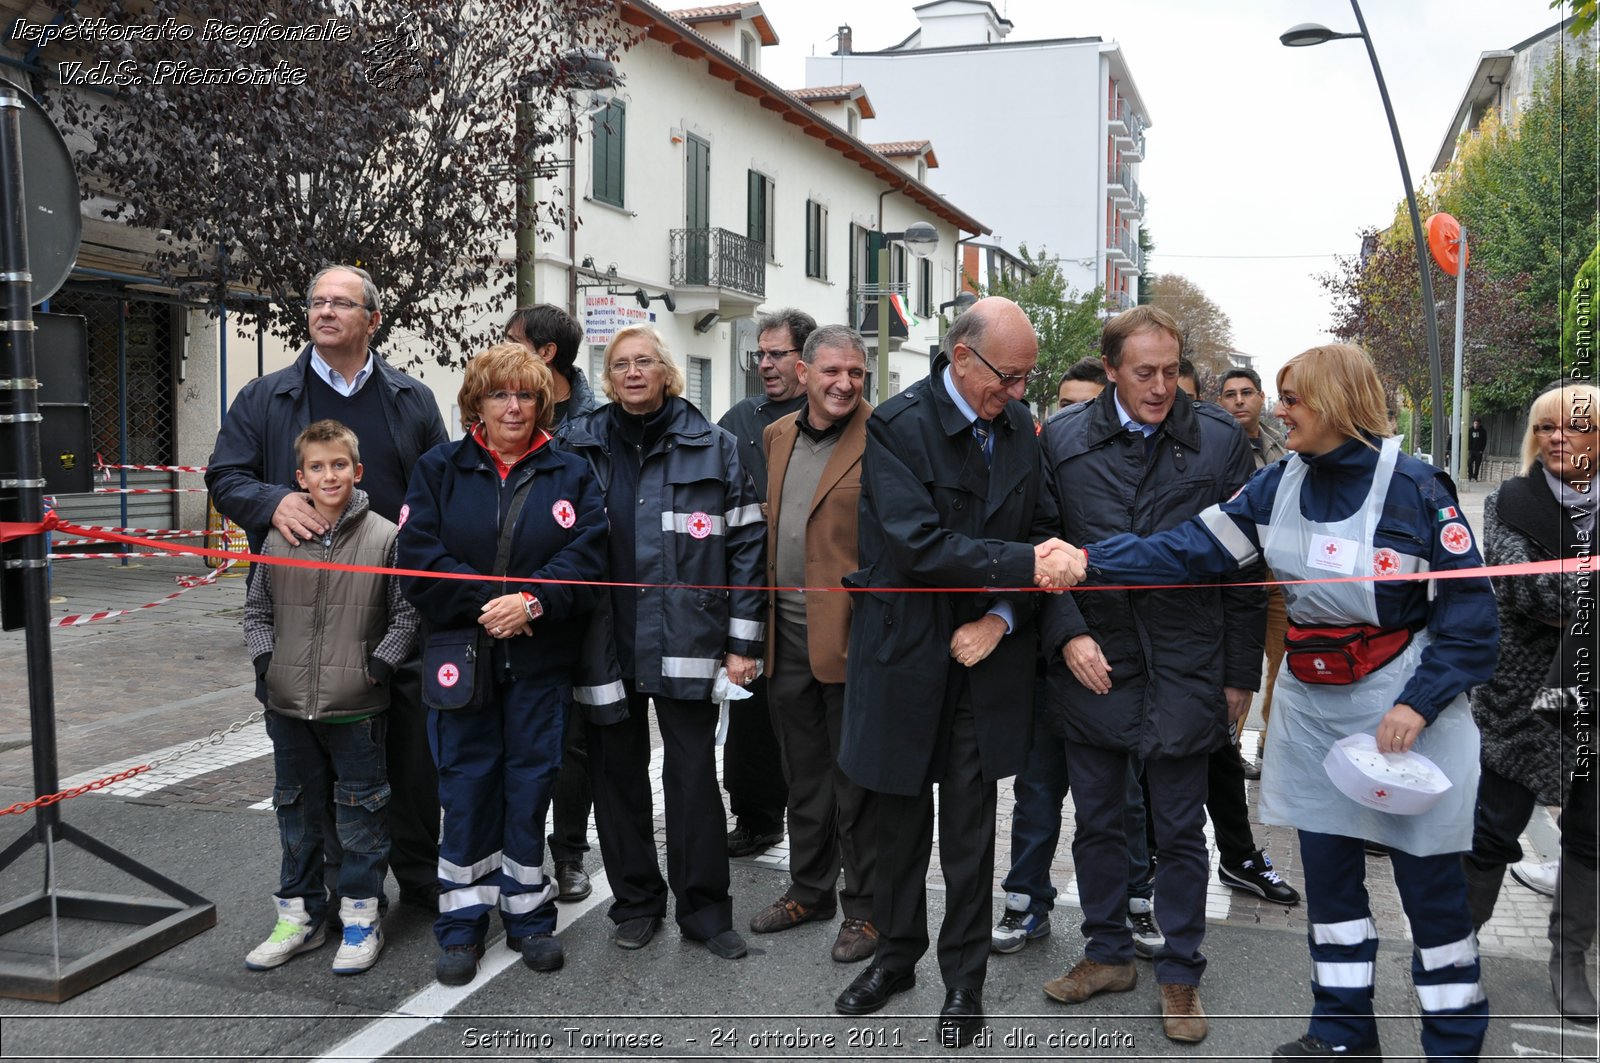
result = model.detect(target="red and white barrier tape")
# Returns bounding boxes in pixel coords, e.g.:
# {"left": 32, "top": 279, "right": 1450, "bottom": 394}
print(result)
{"left": 96, "top": 457, "right": 208, "bottom": 475}
{"left": 49, "top": 557, "right": 237, "bottom": 627}
{"left": 52, "top": 528, "right": 209, "bottom": 546}
{"left": 91, "top": 486, "right": 209, "bottom": 495}
{"left": 48, "top": 551, "right": 192, "bottom": 561}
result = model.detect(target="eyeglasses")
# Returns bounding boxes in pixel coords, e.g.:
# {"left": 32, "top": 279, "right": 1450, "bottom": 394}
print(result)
{"left": 1533, "top": 420, "right": 1596, "bottom": 436}
{"left": 1220, "top": 387, "right": 1259, "bottom": 401}
{"left": 609, "top": 357, "right": 662, "bottom": 376}
{"left": 486, "top": 390, "right": 536, "bottom": 405}
{"left": 1278, "top": 394, "right": 1303, "bottom": 409}
{"left": 754, "top": 347, "right": 799, "bottom": 362}
{"left": 307, "top": 296, "right": 372, "bottom": 313}
{"left": 964, "top": 343, "right": 1040, "bottom": 388}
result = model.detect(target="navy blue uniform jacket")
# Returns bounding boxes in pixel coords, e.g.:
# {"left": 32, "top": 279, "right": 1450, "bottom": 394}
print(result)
{"left": 397, "top": 434, "right": 607, "bottom": 683}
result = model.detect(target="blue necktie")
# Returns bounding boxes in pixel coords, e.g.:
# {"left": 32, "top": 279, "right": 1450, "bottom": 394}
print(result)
{"left": 973, "top": 419, "right": 992, "bottom": 466}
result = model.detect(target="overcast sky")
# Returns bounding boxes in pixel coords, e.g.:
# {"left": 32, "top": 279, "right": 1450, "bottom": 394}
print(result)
{"left": 751, "top": 0, "right": 1566, "bottom": 392}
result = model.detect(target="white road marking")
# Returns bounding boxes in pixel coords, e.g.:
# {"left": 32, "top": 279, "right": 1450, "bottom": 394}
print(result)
{"left": 60, "top": 719, "right": 271, "bottom": 796}
{"left": 314, "top": 872, "right": 613, "bottom": 1063}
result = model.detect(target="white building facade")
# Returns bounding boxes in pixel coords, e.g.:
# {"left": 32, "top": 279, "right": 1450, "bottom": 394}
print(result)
{"left": 518, "top": 0, "right": 988, "bottom": 419}
{"left": 805, "top": 0, "right": 1150, "bottom": 311}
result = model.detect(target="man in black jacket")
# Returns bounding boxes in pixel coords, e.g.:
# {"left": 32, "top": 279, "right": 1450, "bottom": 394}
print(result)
{"left": 207, "top": 265, "right": 449, "bottom": 914}
{"left": 1035, "top": 305, "right": 1264, "bottom": 1045}
{"left": 832, "top": 297, "right": 1072, "bottom": 1047}
{"left": 715, "top": 308, "right": 815, "bottom": 857}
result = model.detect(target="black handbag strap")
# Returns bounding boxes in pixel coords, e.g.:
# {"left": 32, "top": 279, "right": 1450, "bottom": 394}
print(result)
{"left": 494, "top": 476, "right": 535, "bottom": 579}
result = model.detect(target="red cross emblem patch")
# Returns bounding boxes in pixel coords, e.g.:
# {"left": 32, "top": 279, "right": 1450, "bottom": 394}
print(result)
{"left": 1374, "top": 789, "right": 1388, "bottom": 799}
{"left": 552, "top": 499, "right": 576, "bottom": 529}
{"left": 437, "top": 662, "right": 460, "bottom": 688}
{"left": 1372, "top": 548, "right": 1401, "bottom": 576}
{"left": 687, "top": 511, "right": 713, "bottom": 539}
{"left": 1440, "top": 522, "right": 1472, "bottom": 555}
{"left": 1323, "top": 541, "right": 1340, "bottom": 556}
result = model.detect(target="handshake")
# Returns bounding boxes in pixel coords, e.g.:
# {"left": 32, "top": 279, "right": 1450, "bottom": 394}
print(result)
{"left": 1033, "top": 538, "right": 1087, "bottom": 590}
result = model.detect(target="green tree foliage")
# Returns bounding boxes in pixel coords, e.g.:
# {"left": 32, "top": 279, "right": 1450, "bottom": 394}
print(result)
{"left": 37, "top": 0, "right": 627, "bottom": 364}
{"left": 1320, "top": 229, "right": 1540, "bottom": 417}
{"left": 979, "top": 245, "right": 1105, "bottom": 412}
{"left": 1551, "top": 0, "right": 1598, "bottom": 40}
{"left": 1432, "top": 45, "right": 1597, "bottom": 366}
{"left": 1564, "top": 241, "right": 1599, "bottom": 378}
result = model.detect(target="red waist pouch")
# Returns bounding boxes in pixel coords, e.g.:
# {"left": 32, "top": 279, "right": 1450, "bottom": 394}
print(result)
{"left": 1284, "top": 624, "right": 1414, "bottom": 686}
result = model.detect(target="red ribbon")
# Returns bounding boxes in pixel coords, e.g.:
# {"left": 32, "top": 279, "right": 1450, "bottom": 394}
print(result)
{"left": 6, "top": 516, "right": 1585, "bottom": 594}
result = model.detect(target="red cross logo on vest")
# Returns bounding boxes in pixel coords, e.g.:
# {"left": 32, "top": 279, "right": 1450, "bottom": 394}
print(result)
{"left": 1324, "top": 541, "right": 1340, "bottom": 556}
{"left": 1440, "top": 522, "right": 1472, "bottom": 555}
{"left": 1374, "top": 789, "right": 1388, "bottom": 799}
{"left": 552, "top": 499, "right": 576, "bottom": 529}
{"left": 687, "top": 511, "right": 713, "bottom": 539}
{"left": 437, "top": 662, "right": 460, "bottom": 688}
{"left": 1372, "top": 547, "right": 1400, "bottom": 576}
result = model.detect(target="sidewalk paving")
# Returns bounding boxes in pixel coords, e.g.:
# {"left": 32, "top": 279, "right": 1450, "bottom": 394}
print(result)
{"left": 0, "top": 476, "right": 1591, "bottom": 1059}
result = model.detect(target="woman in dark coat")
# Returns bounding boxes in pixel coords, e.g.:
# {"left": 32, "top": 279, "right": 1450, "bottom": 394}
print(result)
{"left": 558, "top": 325, "right": 766, "bottom": 962}
{"left": 1462, "top": 381, "right": 1598, "bottom": 1023}
{"left": 398, "top": 343, "right": 607, "bottom": 986}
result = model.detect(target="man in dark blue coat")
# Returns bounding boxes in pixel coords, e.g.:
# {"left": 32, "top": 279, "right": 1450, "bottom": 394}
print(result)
{"left": 832, "top": 297, "right": 1071, "bottom": 1046}
{"left": 206, "top": 265, "right": 448, "bottom": 913}
{"left": 1035, "top": 305, "right": 1263, "bottom": 1045}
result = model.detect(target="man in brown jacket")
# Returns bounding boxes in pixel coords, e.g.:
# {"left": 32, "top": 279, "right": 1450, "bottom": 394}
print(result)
{"left": 747, "top": 324, "right": 877, "bottom": 963}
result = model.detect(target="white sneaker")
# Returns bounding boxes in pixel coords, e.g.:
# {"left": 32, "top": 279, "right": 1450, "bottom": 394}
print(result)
{"left": 331, "top": 896, "right": 384, "bottom": 974}
{"left": 1128, "top": 896, "right": 1165, "bottom": 959}
{"left": 245, "top": 896, "right": 327, "bottom": 970}
{"left": 1510, "top": 859, "right": 1558, "bottom": 898}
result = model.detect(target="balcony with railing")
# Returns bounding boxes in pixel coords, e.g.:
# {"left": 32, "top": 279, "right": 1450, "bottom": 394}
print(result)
{"left": 1107, "top": 227, "right": 1139, "bottom": 274}
{"left": 1126, "top": 189, "right": 1146, "bottom": 219}
{"left": 669, "top": 227, "right": 766, "bottom": 301}
{"left": 1107, "top": 163, "right": 1139, "bottom": 208}
{"left": 1111, "top": 289, "right": 1136, "bottom": 312}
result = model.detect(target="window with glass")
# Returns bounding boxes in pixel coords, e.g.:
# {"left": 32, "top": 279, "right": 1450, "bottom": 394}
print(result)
{"left": 805, "top": 199, "right": 828, "bottom": 280}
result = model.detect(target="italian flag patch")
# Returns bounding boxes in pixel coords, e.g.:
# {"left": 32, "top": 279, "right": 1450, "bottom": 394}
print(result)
{"left": 1436, "top": 506, "right": 1459, "bottom": 520}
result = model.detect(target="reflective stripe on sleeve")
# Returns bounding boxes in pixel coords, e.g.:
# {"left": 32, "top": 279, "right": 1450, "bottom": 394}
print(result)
{"left": 728, "top": 617, "right": 765, "bottom": 642}
{"left": 1199, "top": 503, "right": 1258, "bottom": 564}
{"left": 662, "top": 655, "right": 719, "bottom": 679}
{"left": 574, "top": 680, "right": 626, "bottom": 705}
{"left": 724, "top": 504, "right": 763, "bottom": 527}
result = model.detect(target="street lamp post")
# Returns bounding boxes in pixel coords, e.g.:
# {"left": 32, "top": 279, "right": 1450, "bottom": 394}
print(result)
{"left": 873, "top": 221, "right": 940, "bottom": 405}
{"left": 1282, "top": 1, "right": 1447, "bottom": 468}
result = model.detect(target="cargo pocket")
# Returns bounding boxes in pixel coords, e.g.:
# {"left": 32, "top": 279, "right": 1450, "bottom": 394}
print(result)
{"left": 335, "top": 781, "right": 392, "bottom": 853}
{"left": 271, "top": 784, "right": 308, "bottom": 861}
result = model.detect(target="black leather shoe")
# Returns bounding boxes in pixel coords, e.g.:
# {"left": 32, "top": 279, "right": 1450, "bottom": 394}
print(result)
{"left": 727, "top": 824, "right": 784, "bottom": 857}
{"left": 938, "top": 987, "right": 984, "bottom": 1049}
{"left": 614, "top": 915, "right": 662, "bottom": 950}
{"left": 835, "top": 964, "right": 916, "bottom": 1015}
{"left": 555, "top": 861, "right": 592, "bottom": 902}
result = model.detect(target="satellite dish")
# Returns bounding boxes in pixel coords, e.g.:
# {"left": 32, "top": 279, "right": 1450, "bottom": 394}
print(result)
{"left": 1, "top": 79, "right": 81, "bottom": 305}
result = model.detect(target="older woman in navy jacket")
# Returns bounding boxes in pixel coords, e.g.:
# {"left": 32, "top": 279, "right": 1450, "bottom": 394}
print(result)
{"left": 1053, "top": 345, "right": 1498, "bottom": 1062}
{"left": 398, "top": 343, "right": 607, "bottom": 986}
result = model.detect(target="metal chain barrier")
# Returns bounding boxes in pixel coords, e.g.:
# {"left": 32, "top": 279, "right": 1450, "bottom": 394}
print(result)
{"left": 0, "top": 708, "right": 265, "bottom": 817}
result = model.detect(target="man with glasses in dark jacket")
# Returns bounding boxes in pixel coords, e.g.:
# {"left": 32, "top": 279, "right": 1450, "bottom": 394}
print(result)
{"left": 207, "top": 265, "right": 448, "bottom": 918}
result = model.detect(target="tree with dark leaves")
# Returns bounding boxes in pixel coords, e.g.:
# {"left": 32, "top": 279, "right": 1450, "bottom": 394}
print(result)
{"left": 35, "top": 0, "right": 628, "bottom": 367}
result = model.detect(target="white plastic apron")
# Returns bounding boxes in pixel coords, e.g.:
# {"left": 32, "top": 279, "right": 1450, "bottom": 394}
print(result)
{"left": 1257, "top": 436, "right": 1479, "bottom": 855}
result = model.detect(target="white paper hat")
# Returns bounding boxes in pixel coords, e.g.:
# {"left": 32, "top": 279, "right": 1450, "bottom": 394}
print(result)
{"left": 1322, "top": 732, "right": 1452, "bottom": 816}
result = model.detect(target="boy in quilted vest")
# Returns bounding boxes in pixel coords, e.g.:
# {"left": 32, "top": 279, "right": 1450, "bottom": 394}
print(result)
{"left": 242, "top": 419, "right": 419, "bottom": 974}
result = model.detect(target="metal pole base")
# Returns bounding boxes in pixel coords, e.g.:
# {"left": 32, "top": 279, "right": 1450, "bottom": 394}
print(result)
{"left": 0, "top": 820, "right": 216, "bottom": 1002}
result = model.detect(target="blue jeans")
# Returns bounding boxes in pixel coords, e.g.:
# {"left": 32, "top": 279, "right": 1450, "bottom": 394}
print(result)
{"left": 266, "top": 711, "right": 390, "bottom": 924}
{"left": 1003, "top": 683, "right": 1152, "bottom": 914}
